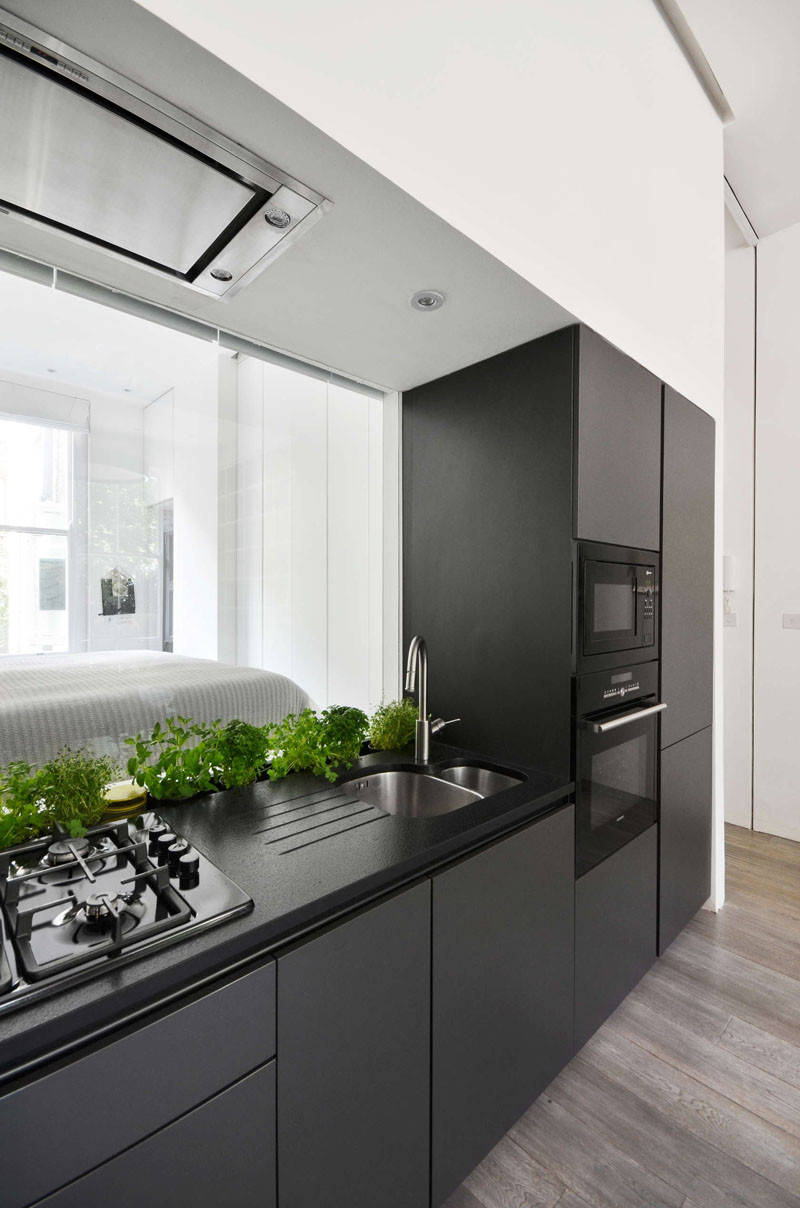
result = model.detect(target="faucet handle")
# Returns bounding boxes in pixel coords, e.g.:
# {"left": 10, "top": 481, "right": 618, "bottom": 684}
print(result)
{"left": 431, "top": 717, "right": 461, "bottom": 735}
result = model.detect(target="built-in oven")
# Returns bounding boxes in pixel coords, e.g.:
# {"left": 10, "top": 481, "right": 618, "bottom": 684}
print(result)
{"left": 575, "top": 541, "right": 659, "bottom": 673}
{"left": 574, "top": 660, "right": 665, "bottom": 877}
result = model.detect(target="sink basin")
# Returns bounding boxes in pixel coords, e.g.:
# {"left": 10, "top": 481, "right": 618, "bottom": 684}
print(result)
{"left": 438, "top": 764, "right": 522, "bottom": 796}
{"left": 343, "top": 770, "right": 480, "bottom": 818}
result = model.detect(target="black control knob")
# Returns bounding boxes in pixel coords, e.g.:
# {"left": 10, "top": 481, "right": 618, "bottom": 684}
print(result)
{"left": 167, "top": 838, "right": 190, "bottom": 876}
{"left": 178, "top": 850, "right": 200, "bottom": 890}
{"left": 148, "top": 822, "right": 169, "bottom": 857}
{"left": 156, "top": 833, "right": 177, "bottom": 866}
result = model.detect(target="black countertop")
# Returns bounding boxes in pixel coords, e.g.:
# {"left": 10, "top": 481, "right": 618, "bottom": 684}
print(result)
{"left": 0, "top": 744, "right": 572, "bottom": 1083}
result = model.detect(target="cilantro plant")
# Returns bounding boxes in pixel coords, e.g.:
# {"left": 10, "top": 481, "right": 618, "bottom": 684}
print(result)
{"left": 0, "top": 760, "right": 45, "bottom": 848}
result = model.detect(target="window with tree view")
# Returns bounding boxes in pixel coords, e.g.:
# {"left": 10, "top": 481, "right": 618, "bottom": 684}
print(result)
{"left": 0, "top": 418, "right": 74, "bottom": 655}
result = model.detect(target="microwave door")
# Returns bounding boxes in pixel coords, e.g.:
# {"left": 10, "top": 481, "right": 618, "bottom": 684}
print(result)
{"left": 584, "top": 562, "right": 637, "bottom": 653}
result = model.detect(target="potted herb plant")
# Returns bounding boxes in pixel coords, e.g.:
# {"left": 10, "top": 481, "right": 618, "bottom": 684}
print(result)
{"left": 367, "top": 698, "right": 419, "bottom": 752}
{"left": 125, "top": 717, "right": 218, "bottom": 803}
{"left": 0, "top": 749, "right": 118, "bottom": 850}
{"left": 211, "top": 719, "right": 271, "bottom": 789}
{"left": 266, "top": 706, "right": 369, "bottom": 783}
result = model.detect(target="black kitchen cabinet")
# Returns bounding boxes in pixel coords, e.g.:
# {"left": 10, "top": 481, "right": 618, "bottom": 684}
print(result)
{"left": 277, "top": 881, "right": 431, "bottom": 1208}
{"left": 33, "top": 1064, "right": 276, "bottom": 1208}
{"left": 1, "top": 958, "right": 276, "bottom": 1208}
{"left": 660, "top": 725, "right": 713, "bottom": 953}
{"left": 660, "top": 385, "right": 715, "bottom": 749}
{"left": 574, "top": 326, "right": 662, "bottom": 550}
{"left": 403, "top": 327, "right": 574, "bottom": 779}
{"left": 431, "top": 805, "right": 575, "bottom": 1207}
{"left": 575, "top": 825, "right": 657, "bottom": 1051}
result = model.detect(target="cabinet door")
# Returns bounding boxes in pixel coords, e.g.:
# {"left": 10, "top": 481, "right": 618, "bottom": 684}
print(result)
{"left": 277, "top": 882, "right": 430, "bottom": 1208}
{"left": 403, "top": 327, "right": 574, "bottom": 780}
{"left": 431, "top": 806, "right": 574, "bottom": 1207}
{"left": 575, "top": 825, "right": 657, "bottom": 1051}
{"left": 574, "top": 325, "right": 662, "bottom": 550}
{"left": 661, "top": 385, "right": 715, "bottom": 748}
{"left": 660, "top": 726, "right": 712, "bottom": 952}
{"left": 35, "top": 1064, "right": 276, "bottom": 1208}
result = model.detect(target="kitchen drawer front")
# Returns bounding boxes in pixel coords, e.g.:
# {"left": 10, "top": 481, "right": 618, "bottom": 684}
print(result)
{"left": 1, "top": 957, "right": 275, "bottom": 1208}
{"left": 34, "top": 1062, "right": 276, "bottom": 1208}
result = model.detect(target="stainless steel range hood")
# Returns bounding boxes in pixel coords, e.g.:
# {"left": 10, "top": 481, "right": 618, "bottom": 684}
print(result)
{"left": 0, "top": 9, "right": 330, "bottom": 300}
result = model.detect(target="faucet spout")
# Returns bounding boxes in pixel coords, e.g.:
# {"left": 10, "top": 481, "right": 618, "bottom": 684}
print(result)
{"left": 405, "top": 634, "right": 426, "bottom": 705}
{"left": 405, "top": 635, "right": 431, "bottom": 762}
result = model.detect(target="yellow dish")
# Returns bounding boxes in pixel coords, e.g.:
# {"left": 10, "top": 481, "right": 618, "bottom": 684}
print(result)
{"left": 104, "top": 780, "right": 148, "bottom": 815}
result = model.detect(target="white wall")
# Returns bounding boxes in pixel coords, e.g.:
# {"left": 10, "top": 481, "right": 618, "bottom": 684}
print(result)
{"left": 753, "top": 221, "right": 800, "bottom": 841}
{"left": 723, "top": 237, "right": 755, "bottom": 828}
{"left": 143, "top": 390, "right": 174, "bottom": 507}
{"left": 141, "top": 0, "right": 724, "bottom": 417}
{"left": 171, "top": 345, "right": 220, "bottom": 661}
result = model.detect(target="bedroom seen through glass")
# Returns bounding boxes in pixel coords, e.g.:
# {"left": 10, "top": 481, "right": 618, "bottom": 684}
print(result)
{"left": 0, "top": 265, "right": 396, "bottom": 726}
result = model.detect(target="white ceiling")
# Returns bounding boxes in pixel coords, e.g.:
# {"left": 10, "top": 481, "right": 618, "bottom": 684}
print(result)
{"left": 680, "top": 0, "right": 800, "bottom": 238}
{"left": 0, "top": 272, "right": 205, "bottom": 402}
{"left": 0, "top": 0, "right": 573, "bottom": 392}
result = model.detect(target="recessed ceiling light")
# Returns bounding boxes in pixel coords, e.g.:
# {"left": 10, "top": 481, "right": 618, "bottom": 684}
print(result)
{"left": 265, "top": 207, "right": 292, "bottom": 230}
{"left": 46, "top": 367, "right": 56, "bottom": 373}
{"left": 123, "top": 388, "right": 132, "bottom": 393}
{"left": 210, "top": 267, "right": 233, "bottom": 282}
{"left": 411, "top": 290, "right": 445, "bottom": 312}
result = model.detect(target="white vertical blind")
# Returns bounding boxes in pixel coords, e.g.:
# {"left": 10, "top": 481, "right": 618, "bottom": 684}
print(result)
{"left": 234, "top": 355, "right": 390, "bottom": 712}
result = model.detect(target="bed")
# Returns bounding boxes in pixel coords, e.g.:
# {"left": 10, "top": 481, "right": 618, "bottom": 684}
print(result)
{"left": 0, "top": 651, "right": 310, "bottom": 767}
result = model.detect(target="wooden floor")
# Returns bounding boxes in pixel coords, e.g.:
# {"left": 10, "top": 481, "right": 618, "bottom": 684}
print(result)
{"left": 444, "top": 825, "right": 800, "bottom": 1208}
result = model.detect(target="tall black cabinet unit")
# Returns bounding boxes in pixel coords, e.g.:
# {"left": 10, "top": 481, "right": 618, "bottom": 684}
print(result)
{"left": 573, "top": 326, "right": 662, "bottom": 550}
{"left": 403, "top": 328, "right": 574, "bottom": 779}
{"left": 660, "top": 385, "right": 715, "bottom": 952}
{"left": 431, "top": 806, "right": 575, "bottom": 1206}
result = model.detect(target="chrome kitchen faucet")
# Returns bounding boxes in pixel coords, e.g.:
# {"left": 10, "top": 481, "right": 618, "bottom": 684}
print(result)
{"left": 404, "top": 635, "right": 460, "bottom": 763}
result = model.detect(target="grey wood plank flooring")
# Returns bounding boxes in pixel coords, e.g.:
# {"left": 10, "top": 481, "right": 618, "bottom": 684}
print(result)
{"left": 443, "top": 824, "right": 800, "bottom": 1208}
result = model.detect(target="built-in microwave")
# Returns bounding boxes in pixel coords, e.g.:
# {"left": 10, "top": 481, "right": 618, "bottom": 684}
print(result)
{"left": 575, "top": 541, "right": 659, "bottom": 673}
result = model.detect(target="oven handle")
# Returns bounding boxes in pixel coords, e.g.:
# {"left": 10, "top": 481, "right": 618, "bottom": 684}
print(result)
{"left": 591, "top": 702, "right": 667, "bottom": 733}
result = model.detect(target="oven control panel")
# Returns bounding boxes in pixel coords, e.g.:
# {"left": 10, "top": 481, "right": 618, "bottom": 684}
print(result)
{"left": 575, "top": 658, "right": 659, "bottom": 717}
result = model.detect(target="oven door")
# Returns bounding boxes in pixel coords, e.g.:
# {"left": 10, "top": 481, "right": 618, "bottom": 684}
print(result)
{"left": 576, "top": 697, "right": 664, "bottom": 877}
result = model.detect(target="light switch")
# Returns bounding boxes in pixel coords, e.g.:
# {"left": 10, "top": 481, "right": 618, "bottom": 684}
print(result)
{"left": 783, "top": 614, "right": 800, "bottom": 629}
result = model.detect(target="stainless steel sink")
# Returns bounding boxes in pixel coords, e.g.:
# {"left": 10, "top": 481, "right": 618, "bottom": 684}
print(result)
{"left": 342, "top": 762, "right": 523, "bottom": 818}
{"left": 438, "top": 764, "right": 522, "bottom": 796}
{"left": 344, "top": 770, "right": 480, "bottom": 818}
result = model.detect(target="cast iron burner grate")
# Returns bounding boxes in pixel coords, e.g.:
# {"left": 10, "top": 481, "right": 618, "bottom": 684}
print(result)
{"left": 0, "top": 820, "right": 191, "bottom": 982}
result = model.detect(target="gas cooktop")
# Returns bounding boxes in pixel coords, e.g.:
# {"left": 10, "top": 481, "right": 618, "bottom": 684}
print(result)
{"left": 0, "top": 813, "right": 252, "bottom": 1014}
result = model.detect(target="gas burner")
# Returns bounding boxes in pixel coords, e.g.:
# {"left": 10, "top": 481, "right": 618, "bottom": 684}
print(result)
{"left": 45, "top": 836, "right": 91, "bottom": 866}
{"left": 85, "top": 891, "right": 122, "bottom": 923}
{"left": 51, "top": 890, "right": 146, "bottom": 942}
{"left": 0, "top": 814, "right": 252, "bottom": 1009}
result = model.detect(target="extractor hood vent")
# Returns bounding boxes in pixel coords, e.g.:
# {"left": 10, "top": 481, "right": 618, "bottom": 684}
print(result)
{"left": 0, "top": 9, "right": 330, "bottom": 300}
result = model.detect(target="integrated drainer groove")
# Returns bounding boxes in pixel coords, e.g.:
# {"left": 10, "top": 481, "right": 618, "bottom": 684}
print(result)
{"left": 255, "top": 798, "right": 367, "bottom": 838}
{"left": 223, "top": 786, "right": 346, "bottom": 822}
{"left": 251, "top": 788, "right": 388, "bottom": 854}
